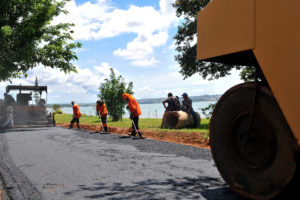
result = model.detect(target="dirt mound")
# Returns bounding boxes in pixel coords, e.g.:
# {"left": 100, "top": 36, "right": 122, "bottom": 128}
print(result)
{"left": 58, "top": 123, "right": 210, "bottom": 149}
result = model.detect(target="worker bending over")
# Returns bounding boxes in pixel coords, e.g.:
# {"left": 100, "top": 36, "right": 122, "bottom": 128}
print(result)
{"left": 96, "top": 99, "right": 108, "bottom": 132}
{"left": 162, "top": 92, "right": 180, "bottom": 111}
{"left": 122, "top": 93, "right": 142, "bottom": 137}
{"left": 69, "top": 101, "right": 81, "bottom": 129}
{"left": 180, "top": 93, "right": 198, "bottom": 128}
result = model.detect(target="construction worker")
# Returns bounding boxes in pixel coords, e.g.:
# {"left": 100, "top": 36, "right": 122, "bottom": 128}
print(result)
{"left": 122, "top": 93, "right": 142, "bottom": 137}
{"left": 96, "top": 99, "right": 108, "bottom": 132}
{"left": 180, "top": 93, "right": 198, "bottom": 128}
{"left": 69, "top": 101, "right": 81, "bottom": 129}
{"left": 162, "top": 92, "right": 180, "bottom": 111}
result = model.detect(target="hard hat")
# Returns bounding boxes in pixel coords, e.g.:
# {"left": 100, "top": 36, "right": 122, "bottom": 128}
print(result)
{"left": 122, "top": 93, "right": 129, "bottom": 100}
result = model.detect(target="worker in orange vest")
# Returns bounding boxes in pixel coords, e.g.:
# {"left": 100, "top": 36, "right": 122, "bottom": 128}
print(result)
{"left": 96, "top": 99, "right": 108, "bottom": 132}
{"left": 69, "top": 101, "right": 81, "bottom": 129}
{"left": 122, "top": 93, "right": 142, "bottom": 137}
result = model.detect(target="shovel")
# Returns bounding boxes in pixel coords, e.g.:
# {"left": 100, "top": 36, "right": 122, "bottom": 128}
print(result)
{"left": 90, "top": 116, "right": 109, "bottom": 134}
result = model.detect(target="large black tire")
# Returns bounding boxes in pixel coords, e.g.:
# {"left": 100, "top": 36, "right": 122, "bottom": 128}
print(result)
{"left": 210, "top": 83, "right": 299, "bottom": 200}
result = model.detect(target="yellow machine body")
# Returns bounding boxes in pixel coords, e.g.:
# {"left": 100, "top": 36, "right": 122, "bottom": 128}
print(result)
{"left": 197, "top": 0, "right": 300, "bottom": 145}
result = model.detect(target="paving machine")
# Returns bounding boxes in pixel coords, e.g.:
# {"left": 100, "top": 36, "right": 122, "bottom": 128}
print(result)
{"left": 0, "top": 81, "right": 55, "bottom": 128}
{"left": 197, "top": 0, "right": 300, "bottom": 199}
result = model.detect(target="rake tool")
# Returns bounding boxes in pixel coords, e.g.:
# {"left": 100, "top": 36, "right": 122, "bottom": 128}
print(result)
{"left": 131, "top": 119, "right": 142, "bottom": 138}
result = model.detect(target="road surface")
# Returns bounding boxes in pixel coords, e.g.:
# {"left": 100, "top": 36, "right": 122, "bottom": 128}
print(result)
{"left": 0, "top": 126, "right": 244, "bottom": 200}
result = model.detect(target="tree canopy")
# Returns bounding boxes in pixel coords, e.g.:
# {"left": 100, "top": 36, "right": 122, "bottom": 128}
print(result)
{"left": 51, "top": 104, "right": 62, "bottom": 114}
{"left": 0, "top": 0, "right": 81, "bottom": 81}
{"left": 98, "top": 69, "right": 133, "bottom": 121}
{"left": 173, "top": 0, "right": 253, "bottom": 81}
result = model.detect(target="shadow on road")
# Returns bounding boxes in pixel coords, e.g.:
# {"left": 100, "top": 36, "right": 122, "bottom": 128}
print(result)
{"left": 65, "top": 176, "right": 246, "bottom": 199}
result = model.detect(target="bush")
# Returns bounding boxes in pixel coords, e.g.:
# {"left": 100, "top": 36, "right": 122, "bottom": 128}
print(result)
{"left": 98, "top": 68, "right": 133, "bottom": 121}
{"left": 201, "top": 103, "right": 216, "bottom": 118}
{"left": 55, "top": 110, "right": 63, "bottom": 114}
{"left": 52, "top": 104, "right": 62, "bottom": 113}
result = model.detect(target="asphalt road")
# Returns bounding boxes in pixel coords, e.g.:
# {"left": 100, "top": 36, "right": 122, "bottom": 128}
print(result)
{"left": 0, "top": 126, "right": 245, "bottom": 200}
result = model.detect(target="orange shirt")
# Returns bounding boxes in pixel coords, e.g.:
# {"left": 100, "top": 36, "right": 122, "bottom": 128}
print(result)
{"left": 96, "top": 103, "right": 108, "bottom": 116}
{"left": 122, "top": 93, "right": 141, "bottom": 117}
{"left": 73, "top": 104, "right": 81, "bottom": 118}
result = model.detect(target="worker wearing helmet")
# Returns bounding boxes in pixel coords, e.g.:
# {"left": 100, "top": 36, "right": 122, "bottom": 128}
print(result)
{"left": 96, "top": 99, "right": 108, "bottom": 132}
{"left": 122, "top": 93, "right": 142, "bottom": 137}
{"left": 69, "top": 101, "right": 81, "bottom": 129}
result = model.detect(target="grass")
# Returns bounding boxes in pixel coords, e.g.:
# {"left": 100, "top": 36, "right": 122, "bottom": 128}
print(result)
{"left": 55, "top": 113, "right": 210, "bottom": 139}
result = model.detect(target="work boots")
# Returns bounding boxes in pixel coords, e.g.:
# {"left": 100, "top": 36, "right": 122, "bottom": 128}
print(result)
{"left": 68, "top": 123, "right": 73, "bottom": 129}
{"left": 137, "top": 131, "right": 143, "bottom": 138}
{"left": 104, "top": 126, "right": 108, "bottom": 132}
{"left": 130, "top": 130, "right": 137, "bottom": 136}
{"left": 130, "top": 130, "right": 142, "bottom": 137}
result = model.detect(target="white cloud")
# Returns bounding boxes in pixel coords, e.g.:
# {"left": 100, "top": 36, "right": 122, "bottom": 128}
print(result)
{"left": 113, "top": 31, "right": 169, "bottom": 66}
{"left": 54, "top": 0, "right": 178, "bottom": 66}
{"left": 125, "top": 69, "right": 243, "bottom": 99}
{"left": 0, "top": 63, "right": 121, "bottom": 103}
{"left": 0, "top": 65, "right": 243, "bottom": 103}
{"left": 94, "top": 62, "right": 120, "bottom": 77}
{"left": 130, "top": 57, "right": 159, "bottom": 67}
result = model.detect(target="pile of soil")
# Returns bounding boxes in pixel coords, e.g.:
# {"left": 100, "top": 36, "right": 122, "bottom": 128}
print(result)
{"left": 57, "top": 123, "right": 210, "bottom": 149}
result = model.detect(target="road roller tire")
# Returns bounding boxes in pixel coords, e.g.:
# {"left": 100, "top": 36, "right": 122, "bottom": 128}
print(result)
{"left": 210, "top": 83, "right": 299, "bottom": 200}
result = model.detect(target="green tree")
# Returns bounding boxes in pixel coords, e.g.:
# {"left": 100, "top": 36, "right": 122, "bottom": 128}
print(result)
{"left": 173, "top": 0, "right": 253, "bottom": 81}
{"left": 98, "top": 68, "right": 133, "bottom": 121}
{"left": 0, "top": 0, "right": 81, "bottom": 81}
{"left": 201, "top": 103, "right": 216, "bottom": 118}
{"left": 51, "top": 104, "right": 62, "bottom": 114}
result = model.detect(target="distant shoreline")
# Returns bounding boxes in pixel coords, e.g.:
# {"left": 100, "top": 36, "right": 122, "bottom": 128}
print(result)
{"left": 137, "top": 94, "right": 220, "bottom": 104}
{"left": 46, "top": 94, "right": 220, "bottom": 106}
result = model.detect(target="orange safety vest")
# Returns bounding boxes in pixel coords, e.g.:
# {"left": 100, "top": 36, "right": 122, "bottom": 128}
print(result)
{"left": 96, "top": 103, "right": 108, "bottom": 116}
{"left": 122, "top": 93, "right": 142, "bottom": 117}
{"left": 73, "top": 104, "right": 81, "bottom": 118}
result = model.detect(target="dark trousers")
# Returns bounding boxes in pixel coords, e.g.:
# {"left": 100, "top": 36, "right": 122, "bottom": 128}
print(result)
{"left": 71, "top": 117, "right": 79, "bottom": 124}
{"left": 180, "top": 106, "right": 198, "bottom": 127}
{"left": 100, "top": 115, "right": 108, "bottom": 132}
{"left": 100, "top": 116, "right": 107, "bottom": 124}
{"left": 132, "top": 116, "right": 139, "bottom": 131}
{"left": 70, "top": 117, "right": 80, "bottom": 128}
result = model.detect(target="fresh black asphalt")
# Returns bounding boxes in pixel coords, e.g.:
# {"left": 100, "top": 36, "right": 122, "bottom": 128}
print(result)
{"left": 0, "top": 126, "right": 245, "bottom": 200}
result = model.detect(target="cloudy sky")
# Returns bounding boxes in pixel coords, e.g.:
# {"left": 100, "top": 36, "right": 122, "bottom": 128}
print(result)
{"left": 0, "top": 0, "right": 242, "bottom": 103}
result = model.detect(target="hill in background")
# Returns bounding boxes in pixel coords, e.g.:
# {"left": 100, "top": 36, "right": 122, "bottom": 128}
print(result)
{"left": 137, "top": 94, "right": 220, "bottom": 104}
{"left": 47, "top": 95, "right": 220, "bottom": 107}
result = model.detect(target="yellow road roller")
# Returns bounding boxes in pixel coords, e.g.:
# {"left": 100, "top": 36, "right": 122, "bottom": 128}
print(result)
{"left": 197, "top": 0, "right": 300, "bottom": 199}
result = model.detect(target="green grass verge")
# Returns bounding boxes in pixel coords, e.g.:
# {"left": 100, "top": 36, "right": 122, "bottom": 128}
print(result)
{"left": 55, "top": 113, "right": 210, "bottom": 139}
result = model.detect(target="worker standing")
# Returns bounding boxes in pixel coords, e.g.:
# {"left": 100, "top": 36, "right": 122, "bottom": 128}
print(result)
{"left": 180, "top": 93, "right": 198, "bottom": 128}
{"left": 69, "top": 101, "right": 81, "bottom": 129}
{"left": 122, "top": 93, "right": 142, "bottom": 137}
{"left": 96, "top": 99, "right": 108, "bottom": 132}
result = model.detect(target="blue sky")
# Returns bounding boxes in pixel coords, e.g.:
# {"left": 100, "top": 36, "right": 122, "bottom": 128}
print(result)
{"left": 0, "top": 0, "right": 242, "bottom": 103}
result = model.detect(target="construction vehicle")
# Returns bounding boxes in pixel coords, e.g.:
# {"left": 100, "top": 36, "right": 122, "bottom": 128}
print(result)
{"left": 0, "top": 79, "right": 55, "bottom": 128}
{"left": 197, "top": 0, "right": 300, "bottom": 199}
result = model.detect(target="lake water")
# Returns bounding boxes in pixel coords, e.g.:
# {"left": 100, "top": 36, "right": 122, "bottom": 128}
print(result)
{"left": 49, "top": 101, "right": 216, "bottom": 118}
